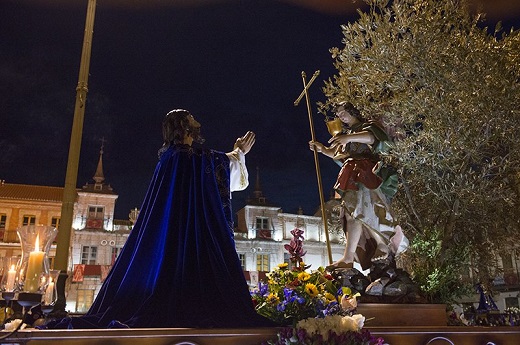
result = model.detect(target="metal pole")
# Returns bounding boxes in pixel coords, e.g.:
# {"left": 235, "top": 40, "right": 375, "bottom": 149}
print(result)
{"left": 294, "top": 71, "right": 333, "bottom": 265}
{"left": 54, "top": 0, "right": 97, "bottom": 312}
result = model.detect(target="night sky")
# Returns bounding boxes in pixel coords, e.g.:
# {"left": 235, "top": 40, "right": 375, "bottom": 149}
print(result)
{"left": 1, "top": 0, "right": 519, "bottom": 219}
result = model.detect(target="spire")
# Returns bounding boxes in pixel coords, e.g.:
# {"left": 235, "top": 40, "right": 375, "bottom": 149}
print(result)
{"left": 93, "top": 138, "right": 105, "bottom": 184}
{"left": 253, "top": 166, "right": 262, "bottom": 199}
{"left": 246, "top": 166, "right": 269, "bottom": 206}
{"left": 81, "top": 138, "right": 114, "bottom": 194}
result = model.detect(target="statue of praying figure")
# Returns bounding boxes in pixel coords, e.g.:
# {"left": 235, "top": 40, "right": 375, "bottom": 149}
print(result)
{"left": 45, "top": 109, "right": 275, "bottom": 329}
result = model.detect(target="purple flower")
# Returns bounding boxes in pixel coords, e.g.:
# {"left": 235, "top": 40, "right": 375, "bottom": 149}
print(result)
{"left": 295, "top": 295, "right": 306, "bottom": 304}
{"left": 322, "top": 301, "right": 340, "bottom": 316}
{"left": 258, "top": 282, "right": 269, "bottom": 296}
{"left": 283, "top": 288, "right": 294, "bottom": 301}
{"left": 276, "top": 302, "right": 286, "bottom": 312}
{"left": 250, "top": 282, "right": 269, "bottom": 298}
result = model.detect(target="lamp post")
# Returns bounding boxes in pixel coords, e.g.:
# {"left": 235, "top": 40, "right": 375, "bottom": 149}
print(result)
{"left": 54, "top": 0, "right": 97, "bottom": 312}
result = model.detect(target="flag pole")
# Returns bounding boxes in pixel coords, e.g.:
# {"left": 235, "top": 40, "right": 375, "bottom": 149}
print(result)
{"left": 54, "top": 0, "right": 97, "bottom": 312}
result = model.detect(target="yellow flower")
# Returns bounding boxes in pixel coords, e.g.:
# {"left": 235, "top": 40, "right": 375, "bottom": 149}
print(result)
{"left": 324, "top": 292, "right": 336, "bottom": 302}
{"left": 267, "top": 293, "right": 280, "bottom": 304}
{"left": 277, "top": 263, "right": 289, "bottom": 269}
{"left": 305, "top": 283, "right": 319, "bottom": 298}
{"left": 298, "top": 272, "right": 311, "bottom": 282}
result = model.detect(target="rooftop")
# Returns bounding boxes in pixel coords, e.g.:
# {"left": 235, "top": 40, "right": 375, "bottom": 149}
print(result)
{"left": 0, "top": 182, "right": 66, "bottom": 203}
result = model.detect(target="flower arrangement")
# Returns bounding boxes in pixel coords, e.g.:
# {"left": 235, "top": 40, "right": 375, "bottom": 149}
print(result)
{"left": 251, "top": 228, "right": 385, "bottom": 345}
{"left": 252, "top": 263, "right": 347, "bottom": 325}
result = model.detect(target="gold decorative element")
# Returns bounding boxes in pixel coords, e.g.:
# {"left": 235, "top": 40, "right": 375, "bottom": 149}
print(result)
{"left": 326, "top": 118, "right": 343, "bottom": 137}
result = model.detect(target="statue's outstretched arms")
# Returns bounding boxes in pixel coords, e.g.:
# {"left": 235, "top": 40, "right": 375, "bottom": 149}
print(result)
{"left": 227, "top": 131, "right": 255, "bottom": 192}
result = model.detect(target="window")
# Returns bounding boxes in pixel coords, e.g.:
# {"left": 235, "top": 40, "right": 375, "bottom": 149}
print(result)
{"left": 0, "top": 214, "right": 6, "bottom": 242}
{"left": 22, "top": 215, "right": 36, "bottom": 226}
{"left": 81, "top": 246, "right": 98, "bottom": 265}
{"left": 501, "top": 252, "right": 513, "bottom": 270}
{"left": 86, "top": 207, "right": 104, "bottom": 229}
{"left": 51, "top": 217, "right": 60, "bottom": 229}
{"left": 255, "top": 217, "right": 269, "bottom": 229}
{"left": 238, "top": 253, "right": 246, "bottom": 270}
{"left": 501, "top": 252, "right": 517, "bottom": 285}
{"left": 256, "top": 254, "right": 269, "bottom": 272}
{"left": 283, "top": 253, "right": 294, "bottom": 270}
{"left": 76, "top": 288, "right": 95, "bottom": 313}
{"left": 110, "top": 247, "right": 122, "bottom": 265}
{"left": 88, "top": 206, "right": 104, "bottom": 219}
{"left": 255, "top": 217, "right": 271, "bottom": 239}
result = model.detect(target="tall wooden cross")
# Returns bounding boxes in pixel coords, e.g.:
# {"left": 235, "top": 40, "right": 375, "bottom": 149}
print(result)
{"left": 294, "top": 71, "right": 333, "bottom": 265}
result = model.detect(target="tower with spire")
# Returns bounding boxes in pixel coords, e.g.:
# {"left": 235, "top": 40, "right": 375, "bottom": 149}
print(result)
{"left": 73, "top": 139, "right": 118, "bottom": 231}
{"left": 246, "top": 167, "right": 271, "bottom": 206}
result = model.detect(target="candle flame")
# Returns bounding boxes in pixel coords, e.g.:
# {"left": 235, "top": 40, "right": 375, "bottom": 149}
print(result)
{"left": 10, "top": 264, "right": 15, "bottom": 271}
{"left": 35, "top": 234, "right": 40, "bottom": 251}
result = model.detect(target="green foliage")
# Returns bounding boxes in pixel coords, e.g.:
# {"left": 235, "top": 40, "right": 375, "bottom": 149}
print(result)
{"left": 320, "top": 0, "right": 520, "bottom": 302}
{"left": 404, "top": 228, "right": 473, "bottom": 303}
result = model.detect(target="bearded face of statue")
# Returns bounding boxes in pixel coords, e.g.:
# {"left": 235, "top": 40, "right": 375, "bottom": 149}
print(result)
{"left": 185, "top": 114, "right": 205, "bottom": 144}
{"left": 162, "top": 109, "right": 205, "bottom": 146}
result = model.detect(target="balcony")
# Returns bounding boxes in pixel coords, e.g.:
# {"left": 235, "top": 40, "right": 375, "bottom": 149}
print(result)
{"left": 72, "top": 264, "right": 112, "bottom": 283}
{"left": 492, "top": 268, "right": 520, "bottom": 291}
{"left": 243, "top": 270, "right": 268, "bottom": 282}
{"left": 255, "top": 229, "right": 272, "bottom": 240}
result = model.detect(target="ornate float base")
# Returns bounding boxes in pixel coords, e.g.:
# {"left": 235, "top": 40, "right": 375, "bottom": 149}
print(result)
{"left": 1, "top": 326, "right": 520, "bottom": 345}
{"left": 357, "top": 303, "right": 447, "bottom": 326}
{"left": 1, "top": 304, "right": 518, "bottom": 345}
{"left": 372, "top": 326, "right": 520, "bottom": 344}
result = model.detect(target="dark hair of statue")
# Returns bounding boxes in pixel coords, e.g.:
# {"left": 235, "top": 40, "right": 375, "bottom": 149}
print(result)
{"left": 158, "top": 109, "right": 191, "bottom": 158}
{"left": 162, "top": 109, "right": 191, "bottom": 146}
{"left": 334, "top": 101, "right": 364, "bottom": 121}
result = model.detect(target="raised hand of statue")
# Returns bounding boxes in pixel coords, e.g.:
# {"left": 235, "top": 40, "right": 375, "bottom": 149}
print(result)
{"left": 234, "top": 131, "right": 255, "bottom": 154}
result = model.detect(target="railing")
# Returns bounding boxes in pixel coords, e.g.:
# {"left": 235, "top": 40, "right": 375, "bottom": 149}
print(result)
{"left": 255, "top": 229, "right": 272, "bottom": 239}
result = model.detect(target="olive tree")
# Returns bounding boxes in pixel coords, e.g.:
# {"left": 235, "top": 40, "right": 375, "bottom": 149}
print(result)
{"left": 320, "top": 0, "right": 520, "bottom": 302}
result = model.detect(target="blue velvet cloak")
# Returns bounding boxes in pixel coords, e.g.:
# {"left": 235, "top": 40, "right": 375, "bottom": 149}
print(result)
{"left": 52, "top": 145, "right": 274, "bottom": 328}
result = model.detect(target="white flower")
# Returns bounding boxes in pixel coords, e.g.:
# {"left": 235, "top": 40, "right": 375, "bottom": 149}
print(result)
{"left": 296, "top": 314, "right": 366, "bottom": 341}
{"left": 4, "top": 319, "right": 25, "bottom": 331}
{"left": 342, "top": 314, "right": 365, "bottom": 331}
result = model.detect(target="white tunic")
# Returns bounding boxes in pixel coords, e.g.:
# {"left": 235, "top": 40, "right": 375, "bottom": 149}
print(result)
{"left": 226, "top": 148, "right": 249, "bottom": 192}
